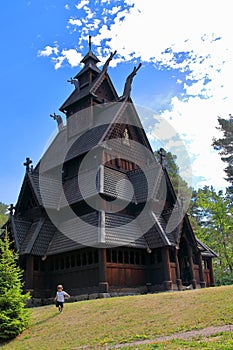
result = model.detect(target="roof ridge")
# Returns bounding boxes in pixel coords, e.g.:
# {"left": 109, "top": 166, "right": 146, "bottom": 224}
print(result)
{"left": 150, "top": 211, "right": 171, "bottom": 246}
{"left": 21, "top": 218, "right": 45, "bottom": 255}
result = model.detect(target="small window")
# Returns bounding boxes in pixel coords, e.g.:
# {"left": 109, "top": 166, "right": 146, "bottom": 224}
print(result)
{"left": 82, "top": 252, "right": 87, "bottom": 265}
{"left": 87, "top": 251, "right": 93, "bottom": 265}
{"left": 94, "top": 249, "right": 99, "bottom": 263}
{"left": 130, "top": 251, "right": 134, "bottom": 264}
{"left": 60, "top": 257, "right": 65, "bottom": 269}
{"left": 112, "top": 250, "right": 117, "bottom": 263}
{"left": 55, "top": 258, "right": 59, "bottom": 270}
{"left": 141, "top": 253, "right": 146, "bottom": 265}
{"left": 77, "top": 253, "right": 81, "bottom": 266}
{"left": 124, "top": 250, "right": 129, "bottom": 264}
{"left": 65, "top": 256, "right": 70, "bottom": 268}
{"left": 71, "top": 255, "right": 75, "bottom": 267}
{"left": 135, "top": 251, "right": 140, "bottom": 264}
{"left": 118, "top": 250, "right": 123, "bottom": 263}
{"left": 107, "top": 249, "right": 111, "bottom": 262}
{"left": 34, "top": 258, "right": 40, "bottom": 271}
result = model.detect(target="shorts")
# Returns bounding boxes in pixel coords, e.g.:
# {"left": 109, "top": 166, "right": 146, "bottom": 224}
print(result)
{"left": 56, "top": 301, "right": 64, "bottom": 308}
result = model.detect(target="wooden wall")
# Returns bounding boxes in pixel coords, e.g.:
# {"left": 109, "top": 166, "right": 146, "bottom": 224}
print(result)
{"left": 107, "top": 264, "right": 146, "bottom": 287}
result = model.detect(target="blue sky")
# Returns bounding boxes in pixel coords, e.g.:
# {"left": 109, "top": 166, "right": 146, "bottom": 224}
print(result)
{"left": 0, "top": 0, "right": 232, "bottom": 205}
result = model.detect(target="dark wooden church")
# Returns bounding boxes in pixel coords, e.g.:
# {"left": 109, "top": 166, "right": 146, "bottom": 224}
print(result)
{"left": 4, "top": 38, "right": 216, "bottom": 298}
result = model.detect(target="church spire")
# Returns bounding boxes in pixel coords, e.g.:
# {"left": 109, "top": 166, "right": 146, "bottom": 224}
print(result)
{"left": 74, "top": 35, "right": 100, "bottom": 83}
{"left": 89, "top": 35, "right": 92, "bottom": 51}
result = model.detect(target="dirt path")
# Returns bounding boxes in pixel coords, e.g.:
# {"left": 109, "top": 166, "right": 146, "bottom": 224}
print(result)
{"left": 108, "top": 324, "right": 233, "bottom": 349}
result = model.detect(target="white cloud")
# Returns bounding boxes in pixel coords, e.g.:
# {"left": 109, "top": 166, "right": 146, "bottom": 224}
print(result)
{"left": 38, "top": 45, "right": 59, "bottom": 57}
{"left": 60, "top": 49, "right": 82, "bottom": 69}
{"left": 39, "top": 0, "right": 232, "bottom": 190}
{"left": 50, "top": 49, "right": 82, "bottom": 70}
{"left": 103, "top": 6, "right": 122, "bottom": 16}
{"left": 53, "top": 56, "right": 65, "bottom": 70}
{"left": 155, "top": 94, "right": 231, "bottom": 190}
{"left": 75, "top": 0, "right": 89, "bottom": 10}
{"left": 68, "top": 18, "right": 82, "bottom": 26}
{"left": 88, "top": 0, "right": 232, "bottom": 190}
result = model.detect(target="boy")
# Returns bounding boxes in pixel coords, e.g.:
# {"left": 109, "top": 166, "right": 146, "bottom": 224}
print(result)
{"left": 54, "top": 284, "right": 70, "bottom": 312}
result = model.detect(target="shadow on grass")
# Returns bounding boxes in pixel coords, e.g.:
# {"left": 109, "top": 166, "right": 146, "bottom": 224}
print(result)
{"left": 0, "top": 311, "right": 60, "bottom": 348}
{"left": 32, "top": 311, "right": 60, "bottom": 327}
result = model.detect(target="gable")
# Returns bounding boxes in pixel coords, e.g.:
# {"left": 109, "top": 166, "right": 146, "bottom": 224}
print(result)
{"left": 15, "top": 173, "right": 41, "bottom": 216}
{"left": 60, "top": 72, "right": 118, "bottom": 114}
{"left": 102, "top": 102, "right": 154, "bottom": 159}
{"left": 94, "top": 75, "right": 118, "bottom": 102}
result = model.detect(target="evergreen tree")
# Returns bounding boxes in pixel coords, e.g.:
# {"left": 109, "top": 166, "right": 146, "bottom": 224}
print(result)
{"left": 0, "top": 202, "right": 8, "bottom": 227}
{"left": 212, "top": 114, "right": 233, "bottom": 183}
{"left": 0, "top": 232, "right": 30, "bottom": 342}
{"left": 155, "top": 149, "right": 193, "bottom": 201}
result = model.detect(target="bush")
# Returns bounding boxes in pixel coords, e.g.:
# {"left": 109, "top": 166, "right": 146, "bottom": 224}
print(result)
{"left": 0, "top": 232, "right": 30, "bottom": 342}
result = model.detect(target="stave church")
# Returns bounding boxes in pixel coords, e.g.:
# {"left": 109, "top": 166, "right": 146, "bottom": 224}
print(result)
{"left": 3, "top": 38, "right": 216, "bottom": 298}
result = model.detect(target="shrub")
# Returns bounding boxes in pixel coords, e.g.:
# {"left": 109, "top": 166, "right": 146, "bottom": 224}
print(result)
{"left": 0, "top": 232, "right": 30, "bottom": 342}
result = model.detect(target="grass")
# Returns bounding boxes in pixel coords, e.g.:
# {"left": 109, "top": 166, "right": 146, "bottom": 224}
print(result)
{"left": 121, "top": 332, "right": 233, "bottom": 349}
{"left": 0, "top": 285, "right": 233, "bottom": 349}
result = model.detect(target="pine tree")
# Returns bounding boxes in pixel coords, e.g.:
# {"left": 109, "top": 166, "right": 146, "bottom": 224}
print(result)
{"left": 212, "top": 114, "right": 233, "bottom": 183}
{"left": 0, "top": 232, "right": 30, "bottom": 342}
{"left": 155, "top": 149, "right": 192, "bottom": 201}
{"left": 0, "top": 202, "right": 8, "bottom": 227}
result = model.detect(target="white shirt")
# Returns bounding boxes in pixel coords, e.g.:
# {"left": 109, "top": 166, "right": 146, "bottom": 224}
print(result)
{"left": 56, "top": 291, "right": 67, "bottom": 302}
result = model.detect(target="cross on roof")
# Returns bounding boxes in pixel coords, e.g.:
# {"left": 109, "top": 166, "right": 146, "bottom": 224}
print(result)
{"left": 24, "top": 157, "right": 32, "bottom": 173}
{"left": 8, "top": 203, "right": 15, "bottom": 215}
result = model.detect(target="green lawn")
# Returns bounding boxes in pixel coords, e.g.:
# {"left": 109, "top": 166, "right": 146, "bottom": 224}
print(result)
{"left": 1, "top": 285, "right": 233, "bottom": 349}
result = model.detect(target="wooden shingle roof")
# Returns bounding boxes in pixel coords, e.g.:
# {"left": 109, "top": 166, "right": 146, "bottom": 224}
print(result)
{"left": 196, "top": 238, "right": 218, "bottom": 258}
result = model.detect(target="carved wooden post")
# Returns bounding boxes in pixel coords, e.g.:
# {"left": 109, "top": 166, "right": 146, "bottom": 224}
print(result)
{"left": 162, "top": 247, "right": 172, "bottom": 290}
{"left": 25, "top": 256, "right": 34, "bottom": 294}
{"left": 187, "top": 245, "right": 197, "bottom": 289}
{"left": 198, "top": 252, "right": 206, "bottom": 288}
{"left": 146, "top": 249, "right": 152, "bottom": 293}
{"left": 208, "top": 258, "right": 215, "bottom": 287}
{"left": 175, "top": 248, "right": 182, "bottom": 290}
{"left": 98, "top": 248, "right": 109, "bottom": 293}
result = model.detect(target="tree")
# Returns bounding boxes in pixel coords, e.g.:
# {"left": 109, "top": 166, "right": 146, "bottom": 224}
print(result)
{"left": 0, "top": 202, "right": 8, "bottom": 227}
{"left": 155, "top": 149, "right": 193, "bottom": 202}
{"left": 212, "top": 114, "right": 233, "bottom": 183}
{"left": 191, "top": 186, "right": 233, "bottom": 285}
{"left": 0, "top": 232, "right": 30, "bottom": 342}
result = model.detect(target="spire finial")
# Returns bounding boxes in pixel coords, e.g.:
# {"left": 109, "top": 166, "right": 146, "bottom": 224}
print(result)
{"left": 89, "top": 35, "right": 92, "bottom": 51}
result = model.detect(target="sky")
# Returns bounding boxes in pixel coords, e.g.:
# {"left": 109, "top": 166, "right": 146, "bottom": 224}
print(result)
{"left": 0, "top": 0, "right": 232, "bottom": 206}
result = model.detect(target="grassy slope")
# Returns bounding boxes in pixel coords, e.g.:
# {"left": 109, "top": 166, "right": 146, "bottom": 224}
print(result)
{"left": 1, "top": 285, "right": 233, "bottom": 350}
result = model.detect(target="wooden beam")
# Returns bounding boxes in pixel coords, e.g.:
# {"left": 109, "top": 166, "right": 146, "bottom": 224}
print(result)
{"left": 98, "top": 248, "right": 109, "bottom": 293}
